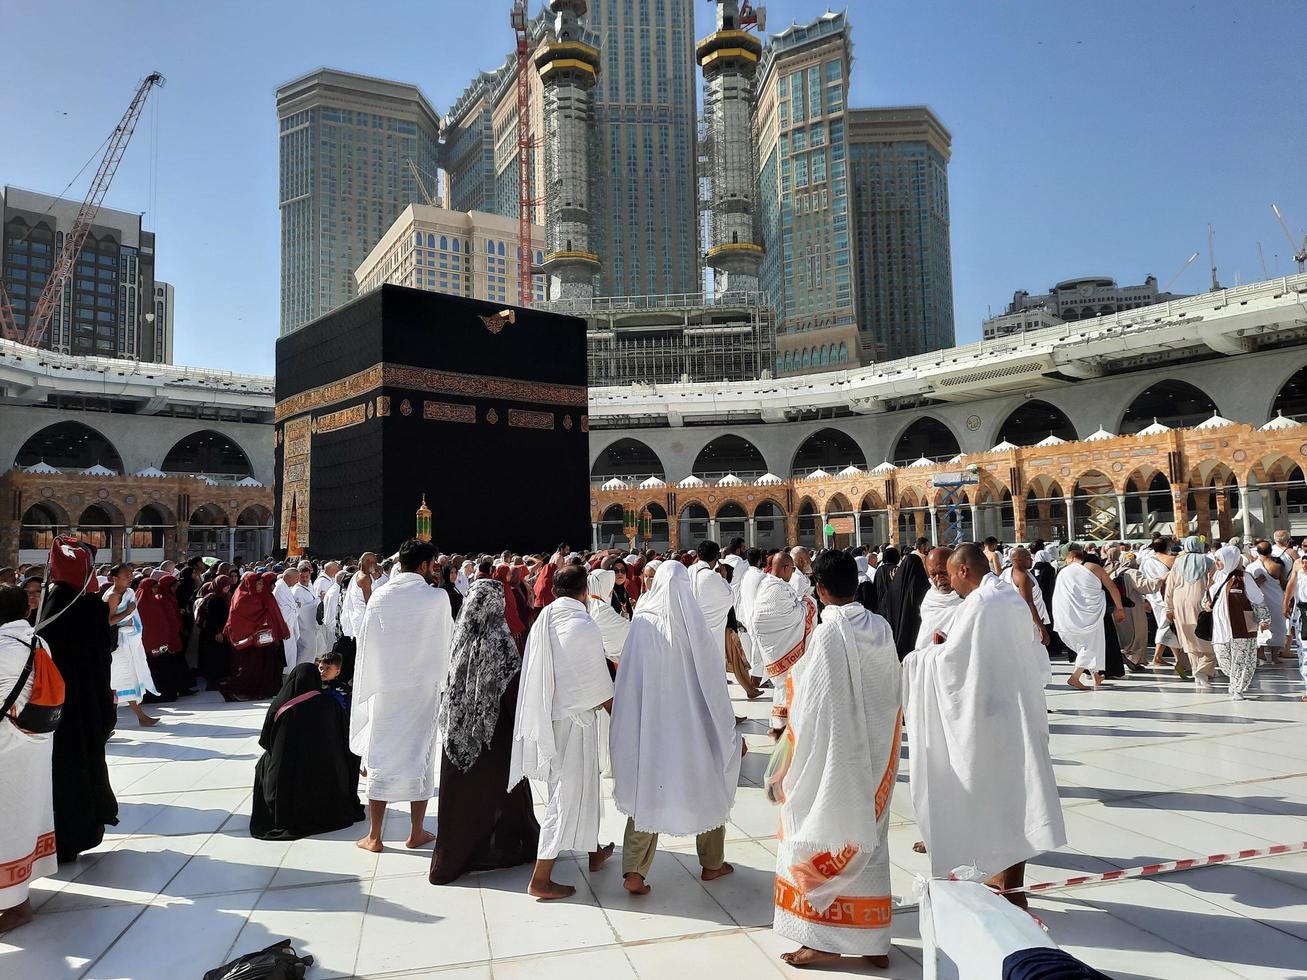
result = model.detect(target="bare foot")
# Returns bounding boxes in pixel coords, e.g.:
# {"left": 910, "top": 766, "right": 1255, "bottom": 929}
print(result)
{"left": 623, "top": 872, "right": 651, "bottom": 895}
{"left": 780, "top": 946, "right": 844, "bottom": 967}
{"left": 1066, "top": 677, "right": 1090, "bottom": 691}
{"left": 588, "top": 842, "right": 615, "bottom": 872}
{"left": 527, "top": 879, "right": 576, "bottom": 901}
{"left": 0, "top": 900, "right": 34, "bottom": 934}
{"left": 702, "top": 862, "right": 734, "bottom": 881}
{"left": 356, "top": 836, "right": 383, "bottom": 853}
{"left": 912, "top": 840, "right": 927, "bottom": 854}
{"left": 405, "top": 829, "right": 436, "bottom": 849}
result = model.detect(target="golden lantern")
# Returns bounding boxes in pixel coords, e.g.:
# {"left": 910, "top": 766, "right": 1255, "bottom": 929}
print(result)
{"left": 416, "top": 495, "right": 433, "bottom": 543}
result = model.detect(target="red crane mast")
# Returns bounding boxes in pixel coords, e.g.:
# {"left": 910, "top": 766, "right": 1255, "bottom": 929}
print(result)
{"left": 511, "top": 1, "right": 536, "bottom": 306}
{"left": 0, "top": 71, "right": 165, "bottom": 348}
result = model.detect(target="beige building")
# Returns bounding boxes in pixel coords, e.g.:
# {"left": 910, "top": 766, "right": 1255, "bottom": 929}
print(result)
{"left": 354, "top": 204, "right": 546, "bottom": 306}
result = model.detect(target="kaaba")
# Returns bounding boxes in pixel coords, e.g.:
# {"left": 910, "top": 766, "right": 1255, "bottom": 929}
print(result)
{"left": 274, "top": 285, "right": 591, "bottom": 558}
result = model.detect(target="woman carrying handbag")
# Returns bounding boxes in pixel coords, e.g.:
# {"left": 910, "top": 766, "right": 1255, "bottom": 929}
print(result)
{"left": 221, "top": 572, "right": 290, "bottom": 701}
{"left": 1201, "top": 545, "right": 1270, "bottom": 701}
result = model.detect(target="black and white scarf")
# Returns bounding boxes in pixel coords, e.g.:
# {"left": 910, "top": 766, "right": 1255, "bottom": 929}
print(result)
{"left": 439, "top": 579, "right": 521, "bottom": 772}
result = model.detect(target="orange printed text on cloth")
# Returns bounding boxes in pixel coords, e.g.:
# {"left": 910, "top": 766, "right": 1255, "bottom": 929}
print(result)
{"left": 765, "top": 598, "right": 817, "bottom": 678}
{"left": 774, "top": 876, "right": 892, "bottom": 928}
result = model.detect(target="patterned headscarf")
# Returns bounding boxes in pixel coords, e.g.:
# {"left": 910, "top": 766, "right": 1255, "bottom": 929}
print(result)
{"left": 438, "top": 579, "right": 521, "bottom": 772}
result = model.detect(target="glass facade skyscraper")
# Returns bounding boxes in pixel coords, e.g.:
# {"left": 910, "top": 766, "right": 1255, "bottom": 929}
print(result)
{"left": 848, "top": 107, "right": 955, "bottom": 359}
{"left": 588, "top": 0, "right": 699, "bottom": 297}
{"left": 756, "top": 12, "right": 858, "bottom": 375}
{"left": 276, "top": 69, "right": 441, "bottom": 334}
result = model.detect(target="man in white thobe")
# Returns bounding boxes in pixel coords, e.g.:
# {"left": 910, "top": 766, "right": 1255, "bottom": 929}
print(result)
{"left": 789, "top": 547, "right": 815, "bottom": 599}
{"left": 350, "top": 540, "right": 453, "bottom": 853}
{"left": 736, "top": 548, "right": 768, "bottom": 679}
{"left": 611, "top": 561, "right": 743, "bottom": 895}
{"left": 510, "top": 565, "right": 615, "bottom": 900}
{"left": 914, "top": 546, "right": 963, "bottom": 649}
{"left": 272, "top": 568, "right": 301, "bottom": 670}
{"left": 752, "top": 551, "right": 817, "bottom": 732}
{"left": 688, "top": 539, "right": 734, "bottom": 654}
{"left": 903, "top": 544, "right": 1066, "bottom": 907}
{"left": 772, "top": 552, "right": 901, "bottom": 969}
{"left": 291, "top": 568, "right": 323, "bottom": 667}
{"left": 1053, "top": 543, "right": 1125, "bottom": 690}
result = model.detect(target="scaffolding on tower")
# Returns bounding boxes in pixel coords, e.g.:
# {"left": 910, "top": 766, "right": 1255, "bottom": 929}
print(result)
{"left": 511, "top": 0, "right": 540, "bottom": 306}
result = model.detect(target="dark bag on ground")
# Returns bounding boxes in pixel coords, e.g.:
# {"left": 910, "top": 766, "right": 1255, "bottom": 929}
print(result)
{"left": 203, "top": 940, "right": 313, "bottom": 980}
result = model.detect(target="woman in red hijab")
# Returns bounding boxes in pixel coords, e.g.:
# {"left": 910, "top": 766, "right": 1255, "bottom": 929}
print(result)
{"left": 137, "top": 577, "right": 190, "bottom": 702}
{"left": 222, "top": 572, "right": 290, "bottom": 701}
{"left": 491, "top": 564, "right": 529, "bottom": 651}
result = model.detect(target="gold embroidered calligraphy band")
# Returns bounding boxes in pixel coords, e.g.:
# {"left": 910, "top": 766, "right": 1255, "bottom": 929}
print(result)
{"left": 275, "top": 362, "right": 588, "bottom": 421}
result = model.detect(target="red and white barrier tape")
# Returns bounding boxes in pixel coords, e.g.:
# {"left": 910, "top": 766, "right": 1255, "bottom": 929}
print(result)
{"left": 1007, "top": 840, "right": 1307, "bottom": 896}
{"left": 894, "top": 840, "right": 1307, "bottom": 911}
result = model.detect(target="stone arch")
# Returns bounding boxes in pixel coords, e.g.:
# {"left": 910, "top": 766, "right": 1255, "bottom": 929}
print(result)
{"left": 1124, "top": 467, "right": 1174, "bottom": 538}
{"left": 713, "top": 498, "right": 749, "bottom": 520}
{"left": 189, "top": 503, "right": 230, "bottom": 527}
{"left": 753, "top": 499, "right": 787, "bottom": 551}
{"left": 597, "top": 503, "right": 626, "bottom": 546}
{"left": 691, "top": 435, "right": 767, "bottom": 479}
{"left": 1269, "top": 364, "right": 1307, "bottom": 422}
{"left": 77, "top": 501, "right": 124, "bottom": 555}
{"left": 131, "top": 503, "right": 174, "bottom": 552}
{"left": 14, "top": 420, "right": 124, "bottom": 472}
{"left": 162, "top": 429, "right": 253, "bottom": 478}
{"left": 18, "top": 501, "right": 68, "bottom": 551}
{"left": 1117, "top": 379, "right": 1220, "bottom": 435}
{"left": 859, "top": 488, "right": 886, "bottom": 510}
{"left": 1071, "top": 469, "right": 1117, "bottom": 541}
{"left": 825, "top": 492, "right": 854, "bottom": 514}
{"left": 796, "top": 497, "right": 820, "bottom": 547}
{"left": 590, "top": 437, "right": 666, "bottom": 482}
{"left": 994, "top": 399, "right": 1078, "bottom": 446}
{"left": 678, "top": 500, "right": 712, "bottom": 547}
{"left": 790, "top": 427, "right": 868, "bottom": 475}
{"left": 237, "top": 504, "right": 273, "bottom": 526}
{"left": 890, "top": 416, "right": 961, "bottom": 465}
{"left": 716, "top": 501, "right": 748, "bottom": 542}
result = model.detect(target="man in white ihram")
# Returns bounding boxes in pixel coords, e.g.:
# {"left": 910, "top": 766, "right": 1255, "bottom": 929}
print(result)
{"left": 351, "top": 539, "right": 453, "bottom": 853}
{"left": 903, "top": 544, "right": 1065, "bottom": 907}
{"left": 510, "top": 564, "right": 615, "bottom": 900}
{"left": 291, "top": 562, "right": 323, "bottom": 667}
{"left": 1054, "top": 543, "right": 1125, "bottom": 691}
{"left": 915, "top": 546, "right": 963, "bottom": 648}
{"left": 688, "top": 539, "right": 734, "bottom": 657}
{"left": 272, "top": 567, "right": 301, "bottom": 670}
{"left": 611, "top": 561, "right": 744, "bottom": 895}
{"left": 771, "top": 550, "right": 902, "bottom": 969}
{"left": 750, "top": 550, "right": 817, "bottom": 733}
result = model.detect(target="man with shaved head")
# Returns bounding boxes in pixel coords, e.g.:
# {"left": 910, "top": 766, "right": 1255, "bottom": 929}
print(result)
{"left": 1002, "top": 547, "right": 1051, "bottom": 651}
{"left": 903, "top": 543, "right": 1065, "bottom": 908}
{"left": 788, "top": 547, "right": 814, "bottom": 599}
{"left": 914, "top": 547, "right": 962, "bottom": 647}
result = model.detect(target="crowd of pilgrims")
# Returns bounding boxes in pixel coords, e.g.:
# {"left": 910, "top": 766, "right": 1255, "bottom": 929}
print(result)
{"left": 2, "top": 528, "right": 1304, "bottom": 966}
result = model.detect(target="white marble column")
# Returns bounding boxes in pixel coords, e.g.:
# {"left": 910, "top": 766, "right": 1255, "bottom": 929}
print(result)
{"left": 969, "top": 504, "right": 980, "bottom": 543}
{"left": 746, "top": 516, "right": 757, "bottom": 548}
{"left": 1239, "top": 484, "right": 1253, "bottom": 542}
{"left": 854, "top": 514, "right": 863, "bottom": 547}
{"left": 928, "top": 508, "right": 938, "bottom": 545}
{"left": 708, "top": 518, "right": 719, "bottom": 543}
{"left": 591, "top": 522, "right": 599, "bottom": 551}
{"left": 1115, "top": 493, "right": 1128, "bottom": 540}
{"left": 1064, "top": 497, "right": 1076, "bottom": 540}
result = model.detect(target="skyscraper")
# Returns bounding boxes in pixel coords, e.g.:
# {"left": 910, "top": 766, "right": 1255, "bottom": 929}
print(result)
{"left": 755, "top": 12, "right": 858, "bottom": 374}
{"left": 1, "top": 185, "right": 169, "bottom": 363}
{"left": 575, "top": 0, "right": 700, "bottom": 297}
{"left": 276, "top": 69, "right": 441, "bottom": 334}
{"left": 848, "top": 107, "right": 954, "bottom": 359}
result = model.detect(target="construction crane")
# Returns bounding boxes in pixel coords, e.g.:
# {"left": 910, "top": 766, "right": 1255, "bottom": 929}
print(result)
{"left": 1207, "top": 222, "right": 1220, "bottom": 291}
{"left": 1271, "top": 203, "right": 1307, "bottom": 274}
{"left": 1257, "top": 241, "right": 1269, "bottom": 279}
{"left": 1163, "top": 251, "right": 1199, "bottom": 292}
{"left": 0, "top": 71, "right": 165, "bottom": 349}
{"left": 406, "top": 158, "right": 438, "bottom": 207}
{"left": 511, "top": 0, "right": 538, "bottom": 307}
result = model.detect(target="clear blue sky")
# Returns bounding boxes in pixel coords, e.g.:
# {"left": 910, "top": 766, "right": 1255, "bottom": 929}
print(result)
{"left": 4, "top": 0, "right": 1303, "bottom": 374}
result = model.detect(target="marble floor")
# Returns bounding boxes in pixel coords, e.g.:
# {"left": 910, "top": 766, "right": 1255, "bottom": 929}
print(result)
{"left": 3, "top": 658, "right": 1306, "bottom": 980}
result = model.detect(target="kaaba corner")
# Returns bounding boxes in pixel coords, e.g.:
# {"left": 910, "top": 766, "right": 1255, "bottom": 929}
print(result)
{"left": 274, "top": 285, "right": 591, "bottom": 558}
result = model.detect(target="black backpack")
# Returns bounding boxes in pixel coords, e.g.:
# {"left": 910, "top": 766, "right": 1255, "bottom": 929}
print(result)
{"left": 204, "top": 940, "right": 313, "bottom": 980}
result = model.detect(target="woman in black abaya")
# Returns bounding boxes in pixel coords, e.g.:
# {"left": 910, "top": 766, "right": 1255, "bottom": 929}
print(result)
{"left": 250, "top": 664, "right": 364, "bottom": 841}
{"left": 430, "top": 580, "right": 539, "bottom": 885}
{"left": 883, "top": 548, "right": 930, "bottom": 661}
